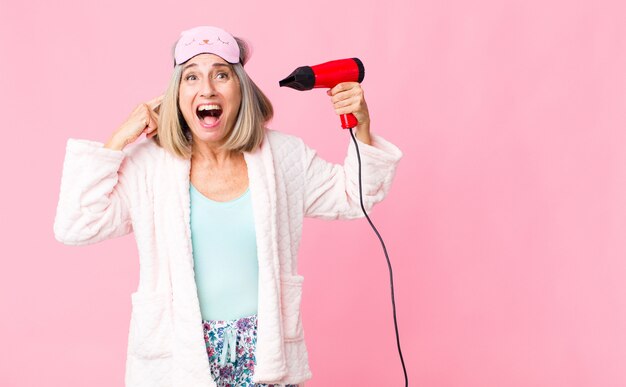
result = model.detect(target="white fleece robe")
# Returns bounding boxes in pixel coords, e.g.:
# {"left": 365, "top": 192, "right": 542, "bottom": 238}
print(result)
{"left": 54, "top": 129, "right": 402, "bottom": 387}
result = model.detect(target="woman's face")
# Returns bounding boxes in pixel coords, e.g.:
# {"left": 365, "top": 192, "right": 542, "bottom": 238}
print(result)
{"left": 178, "top": 53, "right": 242, "bottom": 146}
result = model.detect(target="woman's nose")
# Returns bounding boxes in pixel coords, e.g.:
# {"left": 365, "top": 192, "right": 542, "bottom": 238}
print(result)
{"left": 199, "top": 78, "right": 216, "bottom": 98}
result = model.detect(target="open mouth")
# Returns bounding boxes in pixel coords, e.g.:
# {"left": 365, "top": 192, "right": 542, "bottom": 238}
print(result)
{"left": 196, "top": 104, "right": 223, "bottom": 126}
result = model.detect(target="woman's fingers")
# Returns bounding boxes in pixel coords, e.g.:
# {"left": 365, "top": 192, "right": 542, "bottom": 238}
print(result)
{"left": 143, "top": 104, "right": 157, "bottom": 127}
{"left": 332, "top": 96, "right": 358, "bottom": 109}
{"left": 327, "top": 82, "right": 358, "bottom": 96}
{"left": 327, "top": 82, "right": 369, "bottom": 118}
{"left": 144, "top": 102, "right": 161, "bottom": 139}
{"left": 107, "top": 97, "right": 163, "bottom": 150}
{"left": 329, "top": 83, "right": 360, "bottom": 101}
{"left": 334, "top": 101, "right": 363, "bottom": 116}
{"left": 147, "top": 95, "right": 164, "bottom": 111}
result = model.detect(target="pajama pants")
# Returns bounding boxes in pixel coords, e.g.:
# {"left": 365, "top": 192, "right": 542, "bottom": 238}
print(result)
{"left": 202, "top": 315, "right": 298, "bottom": 387}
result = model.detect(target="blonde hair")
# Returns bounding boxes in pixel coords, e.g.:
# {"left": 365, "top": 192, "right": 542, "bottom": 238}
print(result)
{"left": 155, "top": 37, "right": 273, "bottom": 158}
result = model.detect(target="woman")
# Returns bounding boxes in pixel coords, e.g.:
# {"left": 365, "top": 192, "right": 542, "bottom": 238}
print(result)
{"left": 54, "top": 26, "right": 402, "bottom": 387}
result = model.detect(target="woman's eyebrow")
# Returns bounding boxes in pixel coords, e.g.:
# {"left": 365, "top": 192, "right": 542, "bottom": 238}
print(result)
{"left": 182, "top": 63, "right": 197, "bottom": 72}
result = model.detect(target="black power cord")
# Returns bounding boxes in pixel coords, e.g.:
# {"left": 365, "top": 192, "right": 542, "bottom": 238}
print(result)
{"left": 349, "top": 128, "right": 409, "bottom": 387}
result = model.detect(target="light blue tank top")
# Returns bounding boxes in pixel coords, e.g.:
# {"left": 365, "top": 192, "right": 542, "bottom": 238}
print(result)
{"left": 189, "top": 184, "right": 258, "bottom": 321}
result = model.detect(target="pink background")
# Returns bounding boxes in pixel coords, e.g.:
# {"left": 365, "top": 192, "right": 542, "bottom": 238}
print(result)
{"left": 1, "top": 0, "right": 626, "bottom": 386}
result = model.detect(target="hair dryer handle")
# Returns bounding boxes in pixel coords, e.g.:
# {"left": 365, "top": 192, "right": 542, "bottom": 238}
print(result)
{"left": 340, "top": 113, "right": 358, "bottom": 129}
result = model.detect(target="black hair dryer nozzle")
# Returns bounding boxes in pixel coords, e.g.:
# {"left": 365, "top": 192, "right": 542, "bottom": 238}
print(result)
{"left": 279, "top": 66, "right": 316, "bottom": 91}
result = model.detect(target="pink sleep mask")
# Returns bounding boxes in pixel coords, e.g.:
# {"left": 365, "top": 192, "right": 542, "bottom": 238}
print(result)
{"left": 174, "top": 26, "right": 240, "bottom": 66}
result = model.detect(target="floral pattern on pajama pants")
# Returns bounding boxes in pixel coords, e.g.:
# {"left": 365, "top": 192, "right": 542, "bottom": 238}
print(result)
{"left": 202, "top": 315, "right": 298, "bottom": 387}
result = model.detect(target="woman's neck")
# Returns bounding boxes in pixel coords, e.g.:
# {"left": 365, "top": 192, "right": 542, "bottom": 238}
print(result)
{"left": 191, "top": 140, "right": 239, "bottom": 167}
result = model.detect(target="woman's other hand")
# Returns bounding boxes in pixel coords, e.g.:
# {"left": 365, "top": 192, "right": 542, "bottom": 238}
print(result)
{"left": 105, "top": 95, "right": 163, "bottom": 151}
{"left": 327, "top": 82, "right": 371, "bottom": 145}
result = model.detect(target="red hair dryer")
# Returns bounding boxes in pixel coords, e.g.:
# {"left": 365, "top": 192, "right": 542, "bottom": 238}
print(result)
{"left": 279, "top": 58, "right": 365, "bottom": 129}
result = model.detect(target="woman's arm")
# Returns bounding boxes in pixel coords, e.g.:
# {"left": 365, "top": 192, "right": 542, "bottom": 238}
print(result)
{"left": 302, "top": 133, "right": 403, "bottom": 220}
{"left": 53, "top": 97, "right": 160, "bottom": 245}
{"left": 53, "top": 140, "right": 134, "bottom": 245}
{"left": 302, "top": 82, "right": 403, "bottom": 219}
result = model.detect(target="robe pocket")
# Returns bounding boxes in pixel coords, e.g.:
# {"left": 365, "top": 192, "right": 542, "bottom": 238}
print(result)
{"left": 281, "top": 275, "right": 305, "bottom": 342}
{"left": 128, "top": 291, "right": 173, "bottom": 359}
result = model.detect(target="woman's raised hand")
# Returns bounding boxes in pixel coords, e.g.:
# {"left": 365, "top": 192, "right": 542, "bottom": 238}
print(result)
{"left": 327, "top": 82, "right": 371, "bottom": 145}
{"left": 105, "top": 95, "right": 163, "bottom": 151}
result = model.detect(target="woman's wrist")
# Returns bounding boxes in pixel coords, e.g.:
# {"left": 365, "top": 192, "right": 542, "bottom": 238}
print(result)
{"left": 104, "top": 134, "right": 126, "bottom": 151}
{"left": 354, "top": 120, "right": 371, "bottom": 145}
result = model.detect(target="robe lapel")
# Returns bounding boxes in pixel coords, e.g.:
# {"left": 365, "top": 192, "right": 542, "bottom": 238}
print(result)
{"left": 163, "top": 152, "right": 214, "bottom": 386}
{"left": 245, "top": 135, "right": 288, "bottom": 381}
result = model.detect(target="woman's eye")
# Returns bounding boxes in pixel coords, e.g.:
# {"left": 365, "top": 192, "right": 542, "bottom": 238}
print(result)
{"left": 185, "top": 74, "right": 197, "bottom": 81}
{"left": 216, "top": 72, "right": 229, "bottom": 80}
